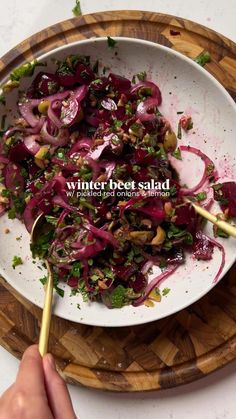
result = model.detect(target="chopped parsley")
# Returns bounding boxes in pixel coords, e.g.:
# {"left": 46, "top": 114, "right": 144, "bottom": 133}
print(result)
{"left": 39, "top": 276, "right": 47, "bottom": 286}
{"left": 12, "top": 255, "right": 23, "bottom": 269}
{"left": 45, "top": 215, "right": 58, "bottom": 225}
{"left": 172, "top": 147, "right": 182, "bottom": 160}
{"left": 177, "top": 121, "right": 182, "bottom": 139}
{"left": 162, "top": 287, "right": 171, "bottom": 296}
{"left": 196, "top": 191, "right": 207, "bottom": 201}
{"left": 107, "top": 36, "right": 117, "bottom": 48}
{"left": 159, "top": 259, "right": 167, "bottom": 270}
{"left": 216, "top": 228, "right": 229, "bottom": 238}
{"left": 111, "top": 285, "right": 126, "bottom": 308}
{"left": 70, "top": 261, "right": 82, "bottom": 278}
{"left": 137, "top": 71, "right": 147, "bottom": 81}
{"left": 55, "top": 286, "right": 65, "bottom": 298}
{"left": 72, "top": 0, "right": 81, "bottom": 16}
{"left": 113, "top": 119, "right": 123, "bottom": 129}
{"left": 194, "top": 52, "right": 211, "bottom": 67}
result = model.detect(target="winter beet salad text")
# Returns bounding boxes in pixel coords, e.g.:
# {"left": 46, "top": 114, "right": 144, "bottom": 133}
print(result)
{"left": 0, "top": 48, "right": 235, "bottom": 309}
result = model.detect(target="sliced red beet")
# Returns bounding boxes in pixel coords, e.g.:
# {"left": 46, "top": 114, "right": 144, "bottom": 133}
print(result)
{"left": 132, "top": 148, "right": 156, "bottom": 165}
{"left": 90, "top": 77, "right": 110, "bottom": 93}
{"left": 175, "top": 203, "right": 197, "bottom": 226}
{"left": 28, "top": 161, "right": 41, "bottom": 177}
{"left": 112, "top": 264, "right": 137, "bottom": 280}
{"left": 193, "top": 231, "right": 214, "bottom": 260}
{"left": 75, "top": 63, "right": 95, "bottom": 84}
{"left": 32, "top": 72, "right": 60, "bottom": 96}
{"left": 108, "top": 73, "right": 131, "bottom": 92}
{"left": 67, "top": 277, "right": 79, "bottom": 288}
{"left": 4, "top": 162, "right": 25, "bottom": 194}
{"left": 56, "top": 71, "right": 76, "bottom": 87}
{"left": 129, "top": 272, "right": 147, "bottom": 293}
{"left": 8, "top": 142, "right": 31, "bottom": 163}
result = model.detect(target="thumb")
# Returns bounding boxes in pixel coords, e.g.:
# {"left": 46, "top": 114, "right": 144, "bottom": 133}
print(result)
{"left": 43, "top": 354, "right": 77, "bottom": 419}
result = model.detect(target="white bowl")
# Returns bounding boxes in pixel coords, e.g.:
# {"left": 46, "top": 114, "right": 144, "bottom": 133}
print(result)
{"left": 0, "top": 37, "right": 236, "bottom": 327}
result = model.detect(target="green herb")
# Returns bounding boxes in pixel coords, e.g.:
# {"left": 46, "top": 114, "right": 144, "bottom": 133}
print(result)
{"left": 35, "top": 180, "right": 44, "bottom": 190}
{"left": 71, "top": 261, "right": 81, "bottom": 278}
{"left": 30, "top": 229, "right": 54, "bottom": 258}
{"left": 159, "top": 259, "right": 167, "bottom": 269}
{"left": 131, "top": 75, "right": 136, "bottom": 84}
{"left": 194, "top": 52, "right": 211, "bottom": 67}
{"left": 10, "top": 60, "right": 44, "bottom": 82}
{"left": 20, "top": 167, "right": 28, "bottom": 178}
{"left": 132, "top": 165, "right": 140, "bottom": 174}
{"left": 216, "top": 228, "right": 229, "bottom": 238}
{"left": 196, "top": 191, "right": 207, "bottom": 201}
{"left": 78, "top": 280, "right": 89, "bottom": 302}
{"left": 77, "top": 304, "right": 81, "bottom": 310}
{"left": 92, "top": 78, "right": 102, "bottom": 85}
{"left": 113, "top": 119, "right": 123, "bottom": 129}
{"left": 8, "top": 208, "right": 16, "bottom": 219}
{"left": 184, "top": 232, "right": 193, "bottom": 245}
{"left": 45, "top": 215, "right": 58, "bottom": 225}
{"left": 12, "top": 255, "right": 23, "bottom": 269}
{"left": 162, "top": 241, "right": 172, "bottom": 251}
{"left": 172, "top": 147, "right": 182, "bottom": 160}
{"left": 91, "top": 274, "right": 100, "bottom": 282}
{"left": 114, "top": 164, "right": 127, "bottom": 178}
{"left": 212, "top": 183, "right": 222, "bottom": 191}
{"left": 111, "top": 135, "right": 120, "bottom": 146}
{"left": 55, "top": 285, "right": 64, "bottom": 298}
{"left": 137, "top": 71, "right": 147, "bottom": 81}
{"left": 70, "top": 288, "right": 79, "bottom": 296}
{"left": 1, "top": 189, "right": 10, "bottom": 198}
{"left": 88, "top": 258, "right": 93, "bottom": 266}
{"left": 107, "top": 36, "right": 117, "bottom": 48}
{"left": 206, "top": 163, "right": 215, "bottom": 176}
{"left": 134, "top": 255, "right": 144, "bottom": 263}
{"left": 72, "top": 0, "right": 81, "bottom": 16}
{"left": 130, "top": 122, "right": 143, "bottom": 136}
{"left": 74, "top": 215, "right": 81, "bottom": 224}
{"left": 177, "top": 111, "right": 184, "bottom": 114}
{"left": 177, "top": 121, "right": 182, "bottom": 139}
{"left": 125, "top": 103, "right": 133, "bottom": 115}
{"left": 47, "top": 81, "right": 58, "bottom": 94}
{"left": 39, "top": 276, "right": 47, "bottom": 286}
{"left": 111, "top": 285, "right": 126, "bottom": 308}
{"left": 162, "top": 287, "right": 171, "bottom": 296}
{"left": 8, "top": 195, "right": 26, "bottom": 219}
{"left": 187, "top": 119, "right": 193, "bottom": 130}
{"left": 169, "top": 186, "right": 177, "bottom": 196}
{"left": 103, "top": 267, "right": 114, "bottom": 279}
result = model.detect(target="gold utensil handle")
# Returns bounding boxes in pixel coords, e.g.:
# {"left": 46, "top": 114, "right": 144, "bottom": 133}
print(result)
{"left": 192, "top": 202, "right": 236, "bottom": 238}
{"left": 39, "top": 260, "right": 53, "bottom": 356}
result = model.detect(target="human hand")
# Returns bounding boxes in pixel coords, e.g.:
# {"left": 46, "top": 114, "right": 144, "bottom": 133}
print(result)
{"left": 0, "top": 345, "right": 77, "bottom": 419}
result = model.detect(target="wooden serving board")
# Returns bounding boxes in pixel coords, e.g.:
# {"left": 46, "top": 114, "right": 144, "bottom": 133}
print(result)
{"left": 0, "top": 11, "right": 236, "bottom": 392}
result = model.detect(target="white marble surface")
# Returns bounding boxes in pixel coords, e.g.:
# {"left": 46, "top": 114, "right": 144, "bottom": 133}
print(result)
{"left": 0, "top": 1, "right": 236, "bottom": 418}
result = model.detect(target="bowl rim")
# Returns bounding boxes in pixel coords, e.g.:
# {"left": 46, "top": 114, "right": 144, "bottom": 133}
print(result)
{"left": 0, "top": 36, "right": 236, "bottom": 326}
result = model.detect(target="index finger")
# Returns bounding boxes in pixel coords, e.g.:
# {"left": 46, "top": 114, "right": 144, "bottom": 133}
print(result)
{"left": 16, "top": 345, "right": 46, "bottom": 397}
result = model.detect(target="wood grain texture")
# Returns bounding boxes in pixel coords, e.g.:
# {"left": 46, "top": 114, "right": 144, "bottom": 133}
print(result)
{"left": 0, "top": 11, "right": 236, "bottom": 392}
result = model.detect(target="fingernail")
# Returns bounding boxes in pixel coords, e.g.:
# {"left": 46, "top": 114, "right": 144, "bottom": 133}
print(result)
{"left": 47, "top": 354, "right": 56, "bottom": 370}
